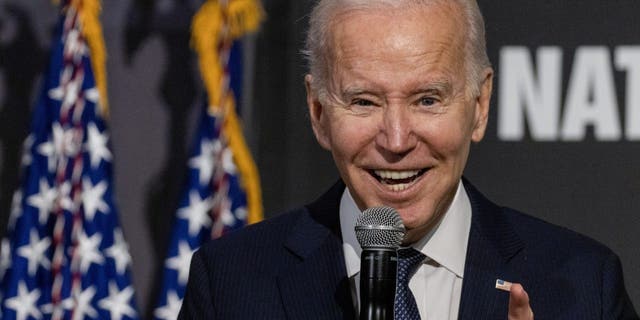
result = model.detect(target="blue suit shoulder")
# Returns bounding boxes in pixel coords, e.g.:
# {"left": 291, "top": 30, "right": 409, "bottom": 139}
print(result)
{"left": 502, "top": 207, "right": 639, "bottom": 318}
{"left": 462, "top": 179, "right": 638, "bottom": 318}
{"left": 463, "top": 178, "right": 614, "bottom": 262}
{"left": 503, "top": 206, "right": 613, "bottom": 258}
{"left": 178, "top": 208, "right": 315, "bottom": 319}
{"left": 195, "top": 207, "right": 308, "bottom": 271}
{"left": 197, "top": 180, "right": 345, "bottom": 261}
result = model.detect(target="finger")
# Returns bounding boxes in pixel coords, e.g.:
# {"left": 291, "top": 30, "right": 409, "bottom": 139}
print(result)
{"left": 508, "top": 283, "right": 534, "bottom": 320}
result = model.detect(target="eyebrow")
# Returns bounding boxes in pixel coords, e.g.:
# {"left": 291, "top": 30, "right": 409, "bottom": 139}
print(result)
{"left": 340, "top": 78, "right": 454, "bottom": 98}
{"left": 342, "top": 86, "right": 381, "bottom": 97}
{"left": 410, "top": 79, "right": 453, "bottom": 96}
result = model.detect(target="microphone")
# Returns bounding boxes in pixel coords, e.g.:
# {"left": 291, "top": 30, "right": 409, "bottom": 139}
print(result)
{"left": 355, "top": 206, "right": 405, "bottom": 320}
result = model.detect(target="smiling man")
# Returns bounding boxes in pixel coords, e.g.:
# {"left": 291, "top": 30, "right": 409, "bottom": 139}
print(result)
{"left": 179, "top": 0, "right": 637, "bottom": 319}
{"left": 305, "top": 0, "right": 489, "bottom": 247}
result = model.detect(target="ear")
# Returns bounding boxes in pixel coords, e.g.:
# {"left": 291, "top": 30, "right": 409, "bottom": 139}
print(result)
{"left": 471, "top": 68, "right": 493, "bottom": 142}
{"left": 305, "top": 74, "right": 332, "bottom": 150}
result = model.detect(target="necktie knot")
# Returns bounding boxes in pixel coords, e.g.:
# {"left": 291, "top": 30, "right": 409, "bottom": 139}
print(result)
{"left": 395, "top": 248, "right": 425, "bottom": 320}
{"left": 397, "top": 248, "right": 425, "bottom": 273}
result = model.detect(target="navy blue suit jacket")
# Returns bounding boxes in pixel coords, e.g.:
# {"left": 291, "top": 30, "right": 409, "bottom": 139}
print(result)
{"left": 179, "top": 180, "right": 638, "bottom": 319}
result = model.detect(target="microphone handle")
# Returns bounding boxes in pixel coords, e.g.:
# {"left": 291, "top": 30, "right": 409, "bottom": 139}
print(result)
{"left": 359, "top": 248, "right": 397, "bottom": 320}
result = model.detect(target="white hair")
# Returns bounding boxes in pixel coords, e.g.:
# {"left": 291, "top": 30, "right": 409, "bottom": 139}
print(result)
{"left": 303, "top": 0, "right": 491, "bottom": 98}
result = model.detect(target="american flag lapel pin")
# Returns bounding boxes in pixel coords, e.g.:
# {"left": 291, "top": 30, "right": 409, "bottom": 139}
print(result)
{"left": 495, "top": 279, "right": 513, "bottom": 292}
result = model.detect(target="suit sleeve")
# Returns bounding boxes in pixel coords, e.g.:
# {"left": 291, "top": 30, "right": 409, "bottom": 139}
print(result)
{"left": 601, "top": 252, "right": 638, "bottom": 319}
{"left": 178, "top": 249, "right": 215, "bottom": 319}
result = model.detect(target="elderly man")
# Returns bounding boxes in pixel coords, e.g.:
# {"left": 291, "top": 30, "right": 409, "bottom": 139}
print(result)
{"left": 179, "top": 0, "right": 637, "bottom": 319}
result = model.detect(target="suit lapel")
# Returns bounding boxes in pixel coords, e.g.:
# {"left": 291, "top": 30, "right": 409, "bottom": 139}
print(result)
{"left": 459, "top": 179, "right": 525, "bottom": 319}
{"left": 274, "top": 179, "right": 523, "bottom": 319}
{"left": 277, "top": 181, "right": 356, "bottom": 319}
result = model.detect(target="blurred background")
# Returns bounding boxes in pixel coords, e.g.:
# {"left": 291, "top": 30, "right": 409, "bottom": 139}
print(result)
{"left": 0, "top": 0, "right": 638, "bottom": 317}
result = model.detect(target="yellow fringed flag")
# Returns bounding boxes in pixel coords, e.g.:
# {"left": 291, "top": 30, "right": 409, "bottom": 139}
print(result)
{"left": 192, "top": 0, "right": 263, "bottom": 227}
{"left": 153, "top": 1, "right": 263, "bottom": 319}
{"left": 0, "top": 0, "right": 140, "bottom": 319}
{"left": 71, "top": 0, "right": 109, "bottom": 116}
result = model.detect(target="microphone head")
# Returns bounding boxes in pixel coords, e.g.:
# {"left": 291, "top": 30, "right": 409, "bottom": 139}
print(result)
{"left": 355, "top": 206, "right": 406, "bottom": 249}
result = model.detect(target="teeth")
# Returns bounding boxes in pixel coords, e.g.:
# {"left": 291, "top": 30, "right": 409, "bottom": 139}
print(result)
{"left": 374, "top": 170, "right": 419, "bottom": 179}
{"left": 388, "top": 183, "right": 411, "bottom": 192}
{"left": 372, "top": 169, "right": 424, "bottom": 192}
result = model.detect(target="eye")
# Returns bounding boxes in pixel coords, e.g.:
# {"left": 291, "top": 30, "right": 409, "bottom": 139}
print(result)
{"left": 352, "top": 98, "right": 375, "bottom": 107}
{"left": 419, "top": 96, "right": 437, "bottom": 107}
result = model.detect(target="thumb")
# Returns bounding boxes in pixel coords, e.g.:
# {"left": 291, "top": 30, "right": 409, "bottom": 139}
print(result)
{"left": 508, "top": 283, "right": 534, "bottom": 320}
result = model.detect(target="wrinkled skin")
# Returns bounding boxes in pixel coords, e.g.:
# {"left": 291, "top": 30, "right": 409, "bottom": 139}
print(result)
{"left": 306, "top": 3, "right": 492, "bottom": 244}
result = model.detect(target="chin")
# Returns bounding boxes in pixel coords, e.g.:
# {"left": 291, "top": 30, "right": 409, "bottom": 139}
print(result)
{"left": 398, "top": 204, "right": 442, "bottom": 235}
{"left": 397, "top": 209, "right": 429, "bottom": 229}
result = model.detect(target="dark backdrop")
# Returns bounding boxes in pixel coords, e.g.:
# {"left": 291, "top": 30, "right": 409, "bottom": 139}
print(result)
{"left": 0, "top": 0, "right": 638, "bottom": 316}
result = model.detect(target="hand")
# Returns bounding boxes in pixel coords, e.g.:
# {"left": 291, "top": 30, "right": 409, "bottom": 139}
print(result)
{"left": 508, "top": 283, "right": 534, "bottom": 320}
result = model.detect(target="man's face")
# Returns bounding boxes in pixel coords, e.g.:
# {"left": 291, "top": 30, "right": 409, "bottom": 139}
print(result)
{"left": 306, "top": 3, "right": 492, "bottom": 243}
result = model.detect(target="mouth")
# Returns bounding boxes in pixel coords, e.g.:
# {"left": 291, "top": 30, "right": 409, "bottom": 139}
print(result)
{"left": 368, "top": 168, "right": 428, "bottom": 192}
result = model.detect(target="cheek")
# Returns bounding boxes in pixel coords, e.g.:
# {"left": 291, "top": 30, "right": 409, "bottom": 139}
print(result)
{"left": 421, "top": 114, "right": 472, "bottom": 171}
{"left": 418, "top": 113, "right": 474, "bottom": 158}
{"left": 326, "top": 113, "right": 378, "bottom": 159}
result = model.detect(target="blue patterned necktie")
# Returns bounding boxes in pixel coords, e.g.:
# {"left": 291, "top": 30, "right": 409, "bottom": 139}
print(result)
{"left": 394, "top": 247, "right": 426, "bottom": 320}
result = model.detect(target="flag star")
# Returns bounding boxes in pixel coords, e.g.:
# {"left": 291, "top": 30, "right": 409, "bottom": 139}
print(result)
{"left": 16, "top": 229, "right": 51, "bottom": 276}
{"left": 106, "top": 229, "right": 132, "bottom": 275}
{"left": 37, "top": 122, "right": 76, "bottom": 172}
{"left": 235, "top": 207, "right": 248, "bottom": 221}
{"left": 0, "top": 238, "right": 11, "bottom": 279}
{"left": 72, "top": 286, "right": 98, "bottom": 320}
{"left": 98, "top": 282, "right": 137, "bottom": 320}
{"left": 85, "top": 122, "right": 112, "bottom": 168}
{"left": 165, "top": 241, "right": 194, "bottom": 285}
{"left": 26, "top": 178, "right": 57, "bottom": 225}
{"left": 62, "top": 73, "right": 84, "bottom": 109}
{"left": 154, "top": 290, "right": 183, "bottom": 320}
{"left": 51, "top": 70, "right": 83, "bottom": 111}
{"left": 48, "top": 80, "right": 66, "bottom": 102}
{"left": 177, "top": 191, "right": 213, "bottom": 236}
{"left": 37, "top": 136, "right": 57, "bottom": 173}
{"left": 63, "top": 29, "right": 87, "bottom": 62}
{"left": 58, "top": 181, "right": 76, "bottom": 212}
{"left": 221, "top": 147, "right": 237, "bottom": 174}
{"left": 74, "top": 231, "right": 104, "bottom": 273}
{"left": 41, "top": 295, "right": 74, "bottom": 318}
{"left": 85, "top": 87, "right": 100, "bottom": 104}
{"left": 188, "top": 139, "right": 221, "bottom": 186}
{"left": 4, "top": 281, "right": 42, "bottom": 320}
{"left": 81, "top": 177, "right": 109, "bottom": 221}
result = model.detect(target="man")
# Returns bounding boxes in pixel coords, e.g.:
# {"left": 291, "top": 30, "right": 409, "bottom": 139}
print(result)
{"left": 179, "top": 0, "right": 638, "bottom": 319}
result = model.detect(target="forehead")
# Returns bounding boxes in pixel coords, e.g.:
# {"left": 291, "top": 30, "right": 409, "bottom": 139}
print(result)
{"left": 327, "top": 3, "right": 467, "bottom": 86}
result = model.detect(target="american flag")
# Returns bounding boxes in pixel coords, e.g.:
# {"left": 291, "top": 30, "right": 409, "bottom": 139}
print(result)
{"left": 0, "top": 2, "right": 139, "bottom": 320}
{"left": 153, "top": 0, "right": 263, "bottom": 318}
{"left": 153, "top": 95, "right": 250, "bottom": 320}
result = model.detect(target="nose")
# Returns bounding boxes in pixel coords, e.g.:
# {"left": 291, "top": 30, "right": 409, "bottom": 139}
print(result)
{"left": 375, "top": 105, "right": 417, "bottom": 157}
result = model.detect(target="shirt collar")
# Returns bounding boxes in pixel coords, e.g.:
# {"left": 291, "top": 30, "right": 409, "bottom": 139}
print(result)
{"left": 339, "top": 188, "right": 362, "bottom": 278}
{"left": 339, "top": 181, "right": 471, "bottom": 278}
{"left": 413, "top": 181, "right": 471, "bottom": 277}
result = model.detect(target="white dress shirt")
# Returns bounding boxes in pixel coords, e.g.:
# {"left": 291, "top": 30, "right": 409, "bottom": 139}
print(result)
{"left": 340, "top": 181, "right": 472, "bottom": 320}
